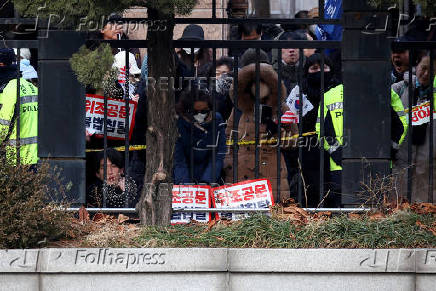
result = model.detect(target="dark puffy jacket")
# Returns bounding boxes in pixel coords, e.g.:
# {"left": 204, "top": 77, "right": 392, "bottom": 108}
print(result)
{"left": 173, "top": 113, "right": 227, "bottom": 184}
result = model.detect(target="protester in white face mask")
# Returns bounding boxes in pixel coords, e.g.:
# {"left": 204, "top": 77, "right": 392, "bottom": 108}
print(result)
{"left": 173, "top": 87, "right": 227, "bottom": 185}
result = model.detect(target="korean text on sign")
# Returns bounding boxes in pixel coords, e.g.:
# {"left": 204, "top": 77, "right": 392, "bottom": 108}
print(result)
{"left": 85, "top": 94, "right": 137, "bottom": 140}
{"left": 410, "top": 101, "right": 436, "bottom": 126}
{"left": 212, "top": 179, "right": 274, "bottom": 221}
{"left": 171, "top": 185, "right": 212, "bottom": 224}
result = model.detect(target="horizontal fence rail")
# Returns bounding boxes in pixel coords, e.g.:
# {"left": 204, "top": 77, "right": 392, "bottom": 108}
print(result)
{"left": 91, "top": 40, "right": 342, "bottom": 49}
{"left": 66, "top": 208, "right": 372, "bottom": 213}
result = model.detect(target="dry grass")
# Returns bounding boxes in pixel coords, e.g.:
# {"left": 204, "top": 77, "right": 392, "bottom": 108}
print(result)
{"left": 52, "top": 200, "right": 436, "bottom": 249}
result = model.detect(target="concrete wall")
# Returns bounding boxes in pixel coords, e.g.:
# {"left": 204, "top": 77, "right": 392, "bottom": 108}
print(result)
{"left": 0, "top": 248, "right": 435, "bottom": 290}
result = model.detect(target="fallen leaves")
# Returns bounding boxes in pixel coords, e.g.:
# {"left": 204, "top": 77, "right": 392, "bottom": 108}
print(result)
{"left": 78, "top": 206, "right": 89, "bottom": 223}
{"left": 51, "top": 210, "right": 141, "bottom": 248}
{"left": 416, "top": 220, "right": 436, "bottom": 236}
{"left": 207, "top": 219, "right": 217, "bottom": 231}
{"left": 368, "top": 212, "right": 385, "bottom": 221}
{"left": 282, "top": 206, "right": 309, "bottom": 224}
{"left": 117, "top": 214, "right": 130, "bottom": 224}
{"left": 411, "top": 203, "right": 436, "bottom": 214}
{"left": 93, "top": 212, "right": 109, "bottom": 224}
{"left": 348, "top": 213, "right": 361, "bottom": 220}
{"left": 313, "top": 211, "right": 332, "bottom": 220}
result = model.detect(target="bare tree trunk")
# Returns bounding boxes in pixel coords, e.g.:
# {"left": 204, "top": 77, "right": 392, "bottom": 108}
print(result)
{"left": 253, "top": 0, "right": 270, "bottom": 17}
{"left": 137, "top": 7, "right": 176, "bottom": 225}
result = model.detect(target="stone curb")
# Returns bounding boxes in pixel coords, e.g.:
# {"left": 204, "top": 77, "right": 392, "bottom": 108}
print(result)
{"left": 1, "top": 248, "right": 435, "bottom": 274}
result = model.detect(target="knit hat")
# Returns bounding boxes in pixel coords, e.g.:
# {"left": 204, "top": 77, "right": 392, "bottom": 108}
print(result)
{"left": 103, "top": 13, "right": 123, "bottom": 28}
{"left": 240, "top": 48, "right": 270, "bottom": 68}
{"left": 13, "top": 48, "right": 31, "bottom": 60}
{"left": 180, "top": 24, "right": 204, "bottom": 40}
{"left": 0, "top": 48, "right": 15, "bottom": 66}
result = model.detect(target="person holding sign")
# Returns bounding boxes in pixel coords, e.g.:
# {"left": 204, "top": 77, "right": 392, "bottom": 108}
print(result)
{"left": 173, "top": 87, "right": 227, "bottom": 185}
{"left": 393, "top": 54, "right": 436, "bottom": 202}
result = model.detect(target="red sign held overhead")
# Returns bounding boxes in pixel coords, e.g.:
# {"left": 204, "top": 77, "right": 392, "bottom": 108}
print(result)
{"left": 85, "top": 94, "right": 137, "bottom": 140}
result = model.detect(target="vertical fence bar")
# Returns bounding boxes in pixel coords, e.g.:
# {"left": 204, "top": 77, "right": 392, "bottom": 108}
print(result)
{"left": 103, "top": 91, "right": 108, "bottom": 208}
{"left": 297, "top": 48, "right": 303, "bottom": 205}
{"left": 407, "top": 50, "right": 413, "bottom": 202}
{"left": 318, "top": 0, "right": 325, "bottom": 19}
{"left": 319, "top": 50, "right": 325, "bottom": 206}
{"left": 429, "top": 49, "right": 434, "bottom": 203}
{"left": 232, "top": 55, "right": 239, "bottom": 183}
{"left": 276, "top": 48, "right": 282, "bottom": 203}
{"left": 16, "top": 48, "right": 20, "bottom": 165}
{"left": 212, "top": 47, "right": 217, "bottom": 184}
{"left": 124, "top": 48, "right": 130, "bottom": 207}
{"left": 212, "top": 0, "right": 217, "bottom": 18}
{"left": 255, "top": 48, "right": 260, "bottom": 179}
{"left": 190, "top": 46, "right": 195, "bottom": 182}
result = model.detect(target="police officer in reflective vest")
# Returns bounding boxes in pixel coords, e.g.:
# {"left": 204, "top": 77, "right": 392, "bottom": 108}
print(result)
{"left": 316, "top": 84, "right": 407, "bottom": 207}
{"left": 0, "top": 48, "right": 38, "bottom": 165}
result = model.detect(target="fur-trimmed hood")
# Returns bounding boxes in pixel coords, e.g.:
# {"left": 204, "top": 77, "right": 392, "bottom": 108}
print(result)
{"left": 231, "top": 63, "right": 287, "bottom": 113}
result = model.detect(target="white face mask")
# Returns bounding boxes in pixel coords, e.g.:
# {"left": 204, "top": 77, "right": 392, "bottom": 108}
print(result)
{"left": 182, "top": 47, "right": 200, "bottom": 55}
{"left": 193, "top": 112, "right": 208, "bottom": 123}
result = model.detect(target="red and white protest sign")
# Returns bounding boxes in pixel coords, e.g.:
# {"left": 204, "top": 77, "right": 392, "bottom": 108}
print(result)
{"left": 171, "top": 185, "right": 212, "bottom": 224}
{"left": 85, "top": 94, "right": 137, "bottom": 140}
{"left": 411, "top": 101, "right": 436, "bottom": 126}
{"left": 212, "top": 179, "right": 274, "bottom": 221}
{"left": 281, "top": 110, "right": 298, "bottom": 124}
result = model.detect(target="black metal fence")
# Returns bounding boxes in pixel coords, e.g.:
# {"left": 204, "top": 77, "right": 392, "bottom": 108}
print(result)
{"left": 3, "top": 1, "right": 436, "bottom": 213}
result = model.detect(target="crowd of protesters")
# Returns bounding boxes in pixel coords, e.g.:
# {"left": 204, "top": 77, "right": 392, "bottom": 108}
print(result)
{"left": 72, "top": 8, "right": 436, "bottom": 209}
{"left": 0, "top": 9, "right": 428, "bottom": 208}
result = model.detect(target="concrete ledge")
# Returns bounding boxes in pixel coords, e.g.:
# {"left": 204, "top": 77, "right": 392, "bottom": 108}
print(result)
{"left": 38, "top": 248, "right": 228, "bottom": 273}
{"left": 0, "top": 248, "right": 435, "bottom": 291}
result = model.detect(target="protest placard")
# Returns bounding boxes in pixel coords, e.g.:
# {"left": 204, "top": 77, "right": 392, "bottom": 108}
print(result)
{"left": 85, "top": 94, "right": 137, "bottom": 140}
{"left": 212, "top": 179, "right": 274, "bottom": 221}
{"left": 171, "top": 185, "right": 212, "bottom": 224}
{"left": 410, "top": 101, "right": 436, "bottom": 126}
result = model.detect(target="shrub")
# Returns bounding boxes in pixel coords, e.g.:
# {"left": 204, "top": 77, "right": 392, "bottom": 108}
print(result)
{"left": 0, "top": 158, "right": 73, "bottom": 249}
{"left": 69, "top": 43, "right": 114, "bottom": 90}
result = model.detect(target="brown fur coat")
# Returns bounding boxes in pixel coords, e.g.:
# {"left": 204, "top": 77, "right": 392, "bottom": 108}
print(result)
{"left": 224, "top": 63, "right": 297, "bottom": 201}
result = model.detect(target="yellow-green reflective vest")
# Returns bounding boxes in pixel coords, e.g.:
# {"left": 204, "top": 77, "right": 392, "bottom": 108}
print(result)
{"left": 316, "top": 84, "right": 343, "bottom": 171}
{"left": 390, "top": 90, "right": 410, "bottom": 146}
{"left": 316, "top": 84, "right": 407, "bottom": 172}
{"left": 0, "top": 78, "right": 38, "bottom": 165}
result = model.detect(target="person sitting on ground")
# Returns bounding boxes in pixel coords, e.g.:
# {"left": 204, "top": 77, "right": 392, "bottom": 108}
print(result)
{"left": 87, "top": 148, "right": 137, "bottom": 208}
{"left": 173, "top": 87, "right": 227, "bottom": 185}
